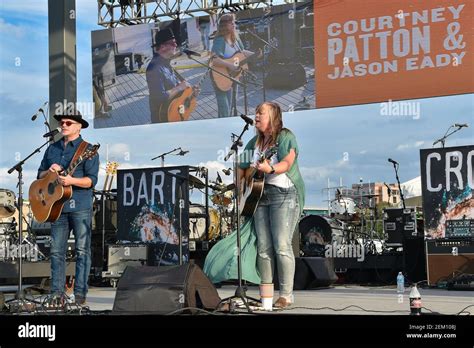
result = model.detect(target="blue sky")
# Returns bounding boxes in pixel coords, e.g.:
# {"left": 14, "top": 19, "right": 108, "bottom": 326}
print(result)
{"left": 0, "top": 0, "right": 473, "bottom": 208}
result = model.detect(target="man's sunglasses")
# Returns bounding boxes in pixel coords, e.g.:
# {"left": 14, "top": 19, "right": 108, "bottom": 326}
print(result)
{"left": 60, "top": 121, "right": 79, "bottom": 127}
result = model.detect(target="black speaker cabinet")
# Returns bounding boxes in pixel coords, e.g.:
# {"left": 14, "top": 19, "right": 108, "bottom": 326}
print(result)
{"left": 112, "top": 264, "right": 221, "bottom": 314}
{"left": 425, "top": 239, "right": 474, "bottom": 285}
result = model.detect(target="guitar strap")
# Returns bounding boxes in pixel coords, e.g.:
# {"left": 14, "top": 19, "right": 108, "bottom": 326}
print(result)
{"left": 70, "top": 141, "right": 90, "bottom": 169}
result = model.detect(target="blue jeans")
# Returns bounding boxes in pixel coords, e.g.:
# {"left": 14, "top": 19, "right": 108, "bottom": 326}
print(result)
{"left": 50, "top": 209, "right": 92, "bottom": 298}
{"left": 254, "top": 184, "right": 300, "bottom": 298}
{"left": 215, "top": 87, "right": 233, "bottom": 118}
{"left": 199, "top": 23, "right": 210, "bottom": 51}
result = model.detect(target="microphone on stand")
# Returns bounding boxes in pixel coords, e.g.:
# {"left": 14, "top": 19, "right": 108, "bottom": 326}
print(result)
{"left": 31, "top": 101, "right": 48, "bottom": 121}
{"left": 43, "top": 127, "right": 61, "bottom": 138}
{"left": 388, "top": 158, "right": 398, "bottom": 165}
{"left": 240, "top": 114, "right": 254, "bottom": 126}
{"left": 181, "top": 48, "right": 201, "bottom": 57}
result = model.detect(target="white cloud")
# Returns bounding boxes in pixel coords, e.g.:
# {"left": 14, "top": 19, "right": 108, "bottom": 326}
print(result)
{"left": 0, "top": 18, "right": 25, "bottom": 38}
{"left": 0, "top": 168, "right": 38, "bottom": 193}
{"left": 396, "top": 141, "right": 425, "bottom": 151}
{"left": 0, "top": 70, "right": 48, "bottom": 104}
{"left": 359, "top": 150, "right": 367, "bottom": 155}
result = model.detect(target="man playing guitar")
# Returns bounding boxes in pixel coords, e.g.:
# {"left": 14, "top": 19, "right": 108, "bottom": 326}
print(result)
{"left": 36, "top": 109, "right": 99, "bottom": 306}
{"left": 146, "top": 28, "right": 197, "bottom": 123}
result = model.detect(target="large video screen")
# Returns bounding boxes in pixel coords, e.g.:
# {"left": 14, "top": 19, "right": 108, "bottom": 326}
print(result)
{"left": 91, "top": 2, "right": 315, "bottom": 128}
{"left": 91, "top": 0, "right": 472, "bottom": 128}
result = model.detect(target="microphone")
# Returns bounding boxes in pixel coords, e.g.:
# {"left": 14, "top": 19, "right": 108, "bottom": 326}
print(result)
{"left": 43, "top": 127, "right": 61, "bottom": 138}
{"left": 222, "top": 168, "right": 232, "bottom": 176}
{"left": 178, "top": 149, "right": 189, "bottom": 156}
{"left": 31, "top": 101, "right": 48, "bottom": 121}
{"left": 182, "top": 48, "right": 201, "bottom": 57}
{"left": 454, "top": 123, "right": 468, "bottom": 128}
{"left": 240, "top": 114, "right": 254, "bottom": 126}
{"left": 388, "top": 158, "right": 398, "bottom": 165}
{"left": 216, "top": 172, "right": 223, "bottom": 184}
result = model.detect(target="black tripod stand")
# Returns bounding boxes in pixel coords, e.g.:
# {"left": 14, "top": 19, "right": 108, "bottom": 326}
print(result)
{"left": 7, "top": 138, "right": 52, "bottom": 312}
{"left": 218, "top": 121, "right": 259, "bottom": 313}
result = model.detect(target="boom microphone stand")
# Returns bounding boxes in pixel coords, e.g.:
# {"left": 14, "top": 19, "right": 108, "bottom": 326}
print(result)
{"left": 7, "top": 138, "right": 52, "bottom": 312}
{"left": 388, "top": 158, "right": 406, "bottom": 277}
{"left": 219, "top": 119, "right": 259, "bottom": 313}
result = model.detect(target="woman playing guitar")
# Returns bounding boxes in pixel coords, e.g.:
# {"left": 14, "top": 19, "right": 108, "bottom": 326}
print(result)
{"left": 210, "top": 14, "right": 259, "bottom": 118}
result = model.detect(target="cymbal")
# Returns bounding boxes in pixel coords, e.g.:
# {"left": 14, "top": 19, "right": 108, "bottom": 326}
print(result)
{"left": 188, "top": 175, "right": 205, "bottom": 189}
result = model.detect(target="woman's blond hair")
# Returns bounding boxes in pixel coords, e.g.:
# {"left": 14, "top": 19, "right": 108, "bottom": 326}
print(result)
{"left": 255, "top": 101, "right": 283, "bottom": 149}
{"left": 216, "top": 13, "right": 238, "bottom": 44}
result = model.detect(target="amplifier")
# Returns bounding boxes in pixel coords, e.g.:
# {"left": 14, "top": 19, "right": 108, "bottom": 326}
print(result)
{"left": 425, "top": 238, "right": 474, "bottom": 286}
{"left": 383, "top": 207, "right": 422, "bottom": 245}
{"left": 36, "top": 236, "right": 76, "bottom": 259}
{"left": 103, "top": 244, "right": 150, "bottom": 279}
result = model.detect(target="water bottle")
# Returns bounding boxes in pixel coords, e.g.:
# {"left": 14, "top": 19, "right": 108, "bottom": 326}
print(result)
{"left": 396, "top": 272, "right": 405, "bottom": 293}
{"left": 409, "top": 285, "right": 422, "bottom": 315}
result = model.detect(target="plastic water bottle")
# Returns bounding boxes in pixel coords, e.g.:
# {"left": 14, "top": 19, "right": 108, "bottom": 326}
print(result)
{"left": 409, "top": 285, "right": 422, "bottom": 315}
{"left": 396, "top": 272, "right": 405, "bottom": 293}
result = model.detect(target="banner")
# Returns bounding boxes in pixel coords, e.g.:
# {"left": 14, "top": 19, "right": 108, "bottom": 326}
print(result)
{"left": 117, "top": 166, "right": 190, "bottom": 265}
{"left": 315, "top": 0, "right": 474, "bottom": 108}
{"left": 420, "top": 145, "right": 474, "bottom": 239}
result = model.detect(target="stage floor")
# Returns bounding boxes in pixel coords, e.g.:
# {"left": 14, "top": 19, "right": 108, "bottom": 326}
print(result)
{"left": 2, "top": 284, "right": 471, "bottom": 315}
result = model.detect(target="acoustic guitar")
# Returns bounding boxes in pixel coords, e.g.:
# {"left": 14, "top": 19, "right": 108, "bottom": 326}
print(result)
{"left": 210, "top": 50, "right": 260, "bottom": 92}
{"left": 29, "top": 144, "right": 100, "bottom": 223}
{"left": 160, "top": 69, "right": 209, "bottom": 123}
{"left": 238, "top": 145, "right": 278, "bottom": 217}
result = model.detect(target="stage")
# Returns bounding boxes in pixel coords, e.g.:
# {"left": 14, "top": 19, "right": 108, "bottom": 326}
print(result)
{"left": 1, "top": 284, "right": 472, "bottom": 315}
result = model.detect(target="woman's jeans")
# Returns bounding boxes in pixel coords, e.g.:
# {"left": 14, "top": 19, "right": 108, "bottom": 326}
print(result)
{"left": 50, "top": 209, "right": 92, "bottom": 298}
{"left": 254, "top": 184, "right": 300, "bottom": 298}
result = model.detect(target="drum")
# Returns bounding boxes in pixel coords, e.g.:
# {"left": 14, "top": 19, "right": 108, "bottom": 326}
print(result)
{"left": 0, "top": 189, "right": 16, "bottom": 218}
{"left": 211, "top": 193, "right": 232, "bottom": 207}
{"left": 330, "top": 197, "right": 356, "bottom": 220}
{"left": 189, "top": 205, "right": 220, "bottom": 241}
{"left": 299, "top": 215, "right": 345, "bottom": 257}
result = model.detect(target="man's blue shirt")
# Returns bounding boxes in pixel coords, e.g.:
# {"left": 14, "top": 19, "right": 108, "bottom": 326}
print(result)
{"left": 37, "top": 135, "right": 99, "bottom": 213}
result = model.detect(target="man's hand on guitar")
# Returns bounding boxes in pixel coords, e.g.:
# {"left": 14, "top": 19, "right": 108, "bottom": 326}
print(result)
{"left": 49, "top": 164, "right": 62, "bottom": 173}
{"left": 58, "top": 174, "right": 75, "bottom": 187}
{"left": 178, "top": 81, "right": 191, "bottom": 92}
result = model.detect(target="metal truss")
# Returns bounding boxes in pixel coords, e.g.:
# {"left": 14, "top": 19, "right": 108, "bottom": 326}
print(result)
{"left": 97, "top": 0, "right": 305, "bottom": 28}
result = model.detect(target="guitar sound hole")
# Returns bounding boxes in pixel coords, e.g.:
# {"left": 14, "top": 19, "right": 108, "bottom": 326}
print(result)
{"left": 48, "top": 183, "right": 55, "bottom": 195}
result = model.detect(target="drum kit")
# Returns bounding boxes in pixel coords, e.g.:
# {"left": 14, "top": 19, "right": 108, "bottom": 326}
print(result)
{"left": 188, "top": 175, "right": 235, "bottom": 242}
{"left": 299, "top": 189, "right": 381, "bottom": 257}
{"left": 0, "top": 189, "right": 46, "bottom": 262}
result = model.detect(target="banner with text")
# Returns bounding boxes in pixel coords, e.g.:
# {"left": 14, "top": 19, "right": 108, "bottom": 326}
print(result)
{"left": 117, "top": 166, "right": 190, "bottom": 265}
{"left": 420, "top": 145, "right": 474, "bottom": 239}
{"left": 315, "top": 0, "right": 474, "bottom": 108}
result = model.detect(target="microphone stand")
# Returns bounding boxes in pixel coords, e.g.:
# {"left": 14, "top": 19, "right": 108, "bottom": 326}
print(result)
{"left": 7, "top": 138, "right": 52, "bottom": 312}
{"left": 151, "top": 147, "right": 182, "bottom": 167}
{"left": 433, "top": 125, "right": 466, "bottom": 148}
{"left": 389, "top": 160, "right": 407, "bottom": 278}
{"left": 243, "top": 28, "right": 277, "bottom": 102}
{"left": 219, "top": 121, "right": 259, "bottom": 313}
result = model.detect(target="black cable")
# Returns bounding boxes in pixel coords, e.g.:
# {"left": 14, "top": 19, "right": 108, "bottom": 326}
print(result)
{"left": 456, "top": 304, "right": 474, "bottom": 315}
{"left": 164, "top": 306, "right": 225, "bottom": 316}
{"left": 282, "top": 304, "right": 407, "bottom": 314}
